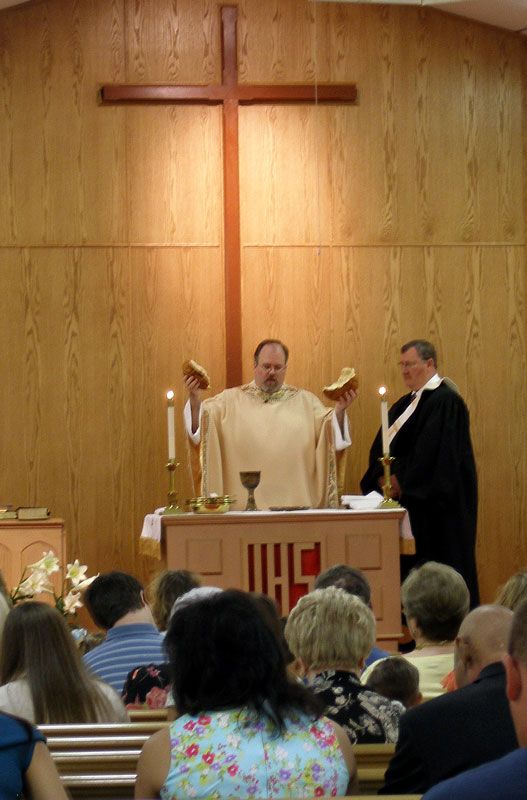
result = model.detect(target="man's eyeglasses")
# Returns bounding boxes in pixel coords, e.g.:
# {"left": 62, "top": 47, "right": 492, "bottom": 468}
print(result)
{"left": 259, "top": 364, "right": 287, "bottom": 374}
{"left": 398, "top": 360, "right": 422, "bottom": 369}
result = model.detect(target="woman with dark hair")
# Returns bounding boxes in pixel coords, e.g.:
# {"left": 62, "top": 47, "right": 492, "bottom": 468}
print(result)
{"left": 147, "top": 569, "right": 201, "bottom": 632}
{"left": 0, "top": 601, "right": 128, "bottom": 723}
{"left": 135, "top": 590, "right": 357, "bottom": 799}
{"left": 0, "top": 711, "right": 68, "bottom": 799}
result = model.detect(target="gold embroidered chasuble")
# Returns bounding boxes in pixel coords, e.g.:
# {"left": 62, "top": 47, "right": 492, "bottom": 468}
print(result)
{"left": 198, "top": 382, "right": 338, "bottom": 510}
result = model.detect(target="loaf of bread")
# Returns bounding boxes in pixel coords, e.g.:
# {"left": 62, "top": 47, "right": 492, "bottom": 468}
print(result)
{"left": 182, "top": 359, "right": 211, "bottom": 390}
{"left": 323, "top": 367, "right": 358, "bottom": 400}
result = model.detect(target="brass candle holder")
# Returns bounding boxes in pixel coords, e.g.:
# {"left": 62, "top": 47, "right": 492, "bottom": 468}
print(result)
{"left": 164, "top": 459, "right": 185, "bottom": 514}
{"left": 378, "top": 454, "right": 401, "bottom": 509}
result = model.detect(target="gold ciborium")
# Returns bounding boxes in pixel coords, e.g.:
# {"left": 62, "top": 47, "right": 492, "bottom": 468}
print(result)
{"left": 239, "top": 471, "right": 261, "bottom": 511}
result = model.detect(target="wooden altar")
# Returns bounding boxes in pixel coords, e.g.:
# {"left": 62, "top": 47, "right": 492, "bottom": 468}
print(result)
{"left": 163, "top": 509, "right": 405, "bottom": 651}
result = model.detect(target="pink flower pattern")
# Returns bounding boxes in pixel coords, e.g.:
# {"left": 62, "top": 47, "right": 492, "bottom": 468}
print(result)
{"left": 160, "top": 708, "right": 348, "bottom": 799}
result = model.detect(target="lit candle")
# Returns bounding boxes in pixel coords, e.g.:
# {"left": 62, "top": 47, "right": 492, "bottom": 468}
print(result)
{"left": 379, "top": 386, "right": 389, "bottom": 455}
{"left": 166, "top": 390, "right": 176, "bottom": 460}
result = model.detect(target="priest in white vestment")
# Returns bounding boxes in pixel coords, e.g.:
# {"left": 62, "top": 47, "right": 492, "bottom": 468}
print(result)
{"left": 184, "top": 340, "right": 357, "bottom": 510}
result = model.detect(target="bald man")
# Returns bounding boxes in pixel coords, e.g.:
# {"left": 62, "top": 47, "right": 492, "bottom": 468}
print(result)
{"left": 423, "top": 599, "right": 527, "bottom": 800}
{"left": 380, "top": 605, "right": 518, "bottom": 795}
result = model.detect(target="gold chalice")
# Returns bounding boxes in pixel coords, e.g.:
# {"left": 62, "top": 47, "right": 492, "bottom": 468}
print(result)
{"left": 239, "top": 471, "right": 261, "bottom": 511}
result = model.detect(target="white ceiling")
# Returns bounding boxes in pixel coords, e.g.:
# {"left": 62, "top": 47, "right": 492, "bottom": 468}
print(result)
{"left": 312, "top": 0, "right": 527, "bottom": 35}
{"left": 2, "top": 0, "right": 527, "bottom": 35}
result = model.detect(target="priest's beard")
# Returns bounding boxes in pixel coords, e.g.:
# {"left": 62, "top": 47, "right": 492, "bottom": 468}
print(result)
{"left": 260, "top": 377, "right": 281, "bottom": 393}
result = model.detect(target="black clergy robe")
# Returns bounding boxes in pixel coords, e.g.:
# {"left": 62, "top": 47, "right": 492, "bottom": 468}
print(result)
{"left": 360, "top": 382, "right": 479, "bottom": 605}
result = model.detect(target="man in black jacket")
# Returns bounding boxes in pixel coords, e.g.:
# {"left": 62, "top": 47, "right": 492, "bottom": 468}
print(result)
{"left": 361, "top": 339, "right": 479, "bottom": 605}
{"left": 380, "top": 604, "right": 517, "bottom": 795}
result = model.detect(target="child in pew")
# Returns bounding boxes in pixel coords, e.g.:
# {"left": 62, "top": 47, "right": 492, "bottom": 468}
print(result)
{"left": 365, "top": 656, "right": 423, "bottom": 709}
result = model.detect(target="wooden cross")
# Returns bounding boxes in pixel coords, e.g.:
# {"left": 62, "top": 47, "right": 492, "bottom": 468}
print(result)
{"left": 100, "top": 5, "right": 357, "bottom": 387}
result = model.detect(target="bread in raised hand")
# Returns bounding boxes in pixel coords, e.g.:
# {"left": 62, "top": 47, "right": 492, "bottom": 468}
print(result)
{"left": 323, "top": 367, "right": 358, "bottom": 400}
{"left": 182, "top": 359, "right": 211, "bottom": 390}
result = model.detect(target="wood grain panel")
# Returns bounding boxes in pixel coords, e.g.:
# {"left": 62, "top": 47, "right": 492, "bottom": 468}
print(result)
{"left": 239, "top": 2, "right": 524, "bottom": 246}
{"left": 130, "top": 247, "right": 225, "bottom": 564}
{"left": 127, "top": 105, "right": 222, "bottom": 244}
{"left": 0, "top": 246, "right": 134, "bottom": 576}
{"left": 0, "top": 0, "right": 127, "bottom": 245}
{"left": 241, "top": 247, "right": 332, "bottom": 390}
{"left": 239, "top": 105, "right": 333, "bottom": 245}
{"left": 239, "top": 0, "right": 317, "bottom": 83}
{"left": 124, "top": 0, "right": 218, "bottom": 84}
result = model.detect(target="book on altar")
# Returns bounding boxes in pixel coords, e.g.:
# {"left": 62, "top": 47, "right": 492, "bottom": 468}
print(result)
{"left": 0, "top": 505, "right": 17, "bottom": 520}
{"left": 17, "top": 507, "right": 50, "bottom": 520}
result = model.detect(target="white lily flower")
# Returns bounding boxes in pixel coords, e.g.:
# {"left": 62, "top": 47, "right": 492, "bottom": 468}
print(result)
{"left": 11, "top": 554, "right": 96, "bottom": 618}
{"left": 63, "top": 589, "right": 83, "bottom": 615}
{"left": 28, "top": 551, "right": 60, "bottom": 576}
{"left": 66, "top": 559, "right": 89, "bottom": 587}
{"left": 74, "top": 574, "right": 98, "bottom": 591}
{"left": 17, "top": 570, "right": 53, "bottom": 597}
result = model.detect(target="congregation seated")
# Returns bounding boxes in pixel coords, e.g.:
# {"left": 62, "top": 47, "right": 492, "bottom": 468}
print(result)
{"left": 314, "top": 563, "right": 390, "bottom": 668}
{"left": 285, "top": 587, "right": 404, "bottom": 744}
{"left": 366, "top": 656, "right": 422, "bottom": 709}
{"left": 0, "top": 601, "right": 128, "bottom": 724}
{"left": 82, "top": 571, "right": 166, "bottom": 693}
{"left": 363, "top": 561, "right": 470, "bottom": 699}
{"left": 147, "top": 569, "right": 201, "bottom": 632}
{"left": 135, "top": 589, "right": 358, "bottom": 799}
{"left": 380, "top": 604, "right": 517, "bottom": 796}
{"left": 0, "top": 710, "right": 67, "bottom": 799}
{"left": 420, "top": 599, "right": 527, "bottom": 800}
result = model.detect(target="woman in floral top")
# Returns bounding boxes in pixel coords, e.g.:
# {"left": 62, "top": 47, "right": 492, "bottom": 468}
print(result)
{"left": 285, "top": 587, "right": 404, "bottom": 744}
{"left": 135, "top": 590, "right": 357, "bottom": 799}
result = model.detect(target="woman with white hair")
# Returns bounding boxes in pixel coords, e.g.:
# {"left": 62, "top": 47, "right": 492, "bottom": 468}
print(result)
{"left": 285, "top": 587, "right": 403, "bottom": 744}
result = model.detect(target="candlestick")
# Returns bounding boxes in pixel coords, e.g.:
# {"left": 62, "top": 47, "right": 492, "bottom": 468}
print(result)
{"left": 377, "top": 453, "right": 401, "bottom": 509}
{"left": 379, "top": 386, "right": 389, "bottom": 455}
{"left": 163, "top": 459, "right": 185, "bottom": 514}
{"left": 166, "top": 390, "right": 176, "bottom": 460}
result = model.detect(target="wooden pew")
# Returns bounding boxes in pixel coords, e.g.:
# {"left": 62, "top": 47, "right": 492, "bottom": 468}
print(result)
{"left": 39, "top": 721, "right": 168, "bottom": 799}
{"left": 354, "top": 742, "right": 395, "bottom": 794}
{"left": 40, "top": 721, "right": 398, "bottom": 799}
{"left": 128, "top": 707, "right": 169, "bottom": 722}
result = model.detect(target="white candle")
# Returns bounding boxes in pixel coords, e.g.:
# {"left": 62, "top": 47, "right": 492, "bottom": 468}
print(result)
{"left": 379, "top": 386, "right": 389, "bottom": 455}
{"left": 166, "top": 390, "right": 176, "bottom": 460}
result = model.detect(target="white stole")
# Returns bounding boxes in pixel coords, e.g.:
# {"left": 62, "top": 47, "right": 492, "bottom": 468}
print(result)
{"left": 388, "top": 374, "right": 442, "bottom": 444}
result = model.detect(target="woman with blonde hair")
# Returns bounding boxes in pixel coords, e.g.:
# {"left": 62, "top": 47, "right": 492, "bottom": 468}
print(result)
{"left": 0, "top": 601, "right": 128, "bottom": 724}
{"left": 285, "top": 587, "right": 403, "bottom": 744}
{"left": 495, "top": 570, "right": 527, "bottom": 612}
{"left": 363, "top": 561, "right": 470, "bottom": 699}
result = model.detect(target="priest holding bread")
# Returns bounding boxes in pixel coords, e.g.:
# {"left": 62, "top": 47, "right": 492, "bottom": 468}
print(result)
{"left": 183, "top": 339, "right": 357, "bottom": 510}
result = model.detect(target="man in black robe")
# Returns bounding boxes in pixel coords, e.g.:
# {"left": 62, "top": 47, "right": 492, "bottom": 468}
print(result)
{"left": 360, "top": 339, "right": 479, "bottom": 605}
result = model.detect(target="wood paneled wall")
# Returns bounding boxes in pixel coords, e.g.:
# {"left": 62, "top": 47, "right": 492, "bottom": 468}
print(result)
{"left": 0, "top": 0, "right": 525, "bottom": 601}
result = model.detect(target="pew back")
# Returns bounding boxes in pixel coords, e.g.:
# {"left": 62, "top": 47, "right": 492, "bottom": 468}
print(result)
{"left": 39, "top": 722, "right": 398, "bottom": 798}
